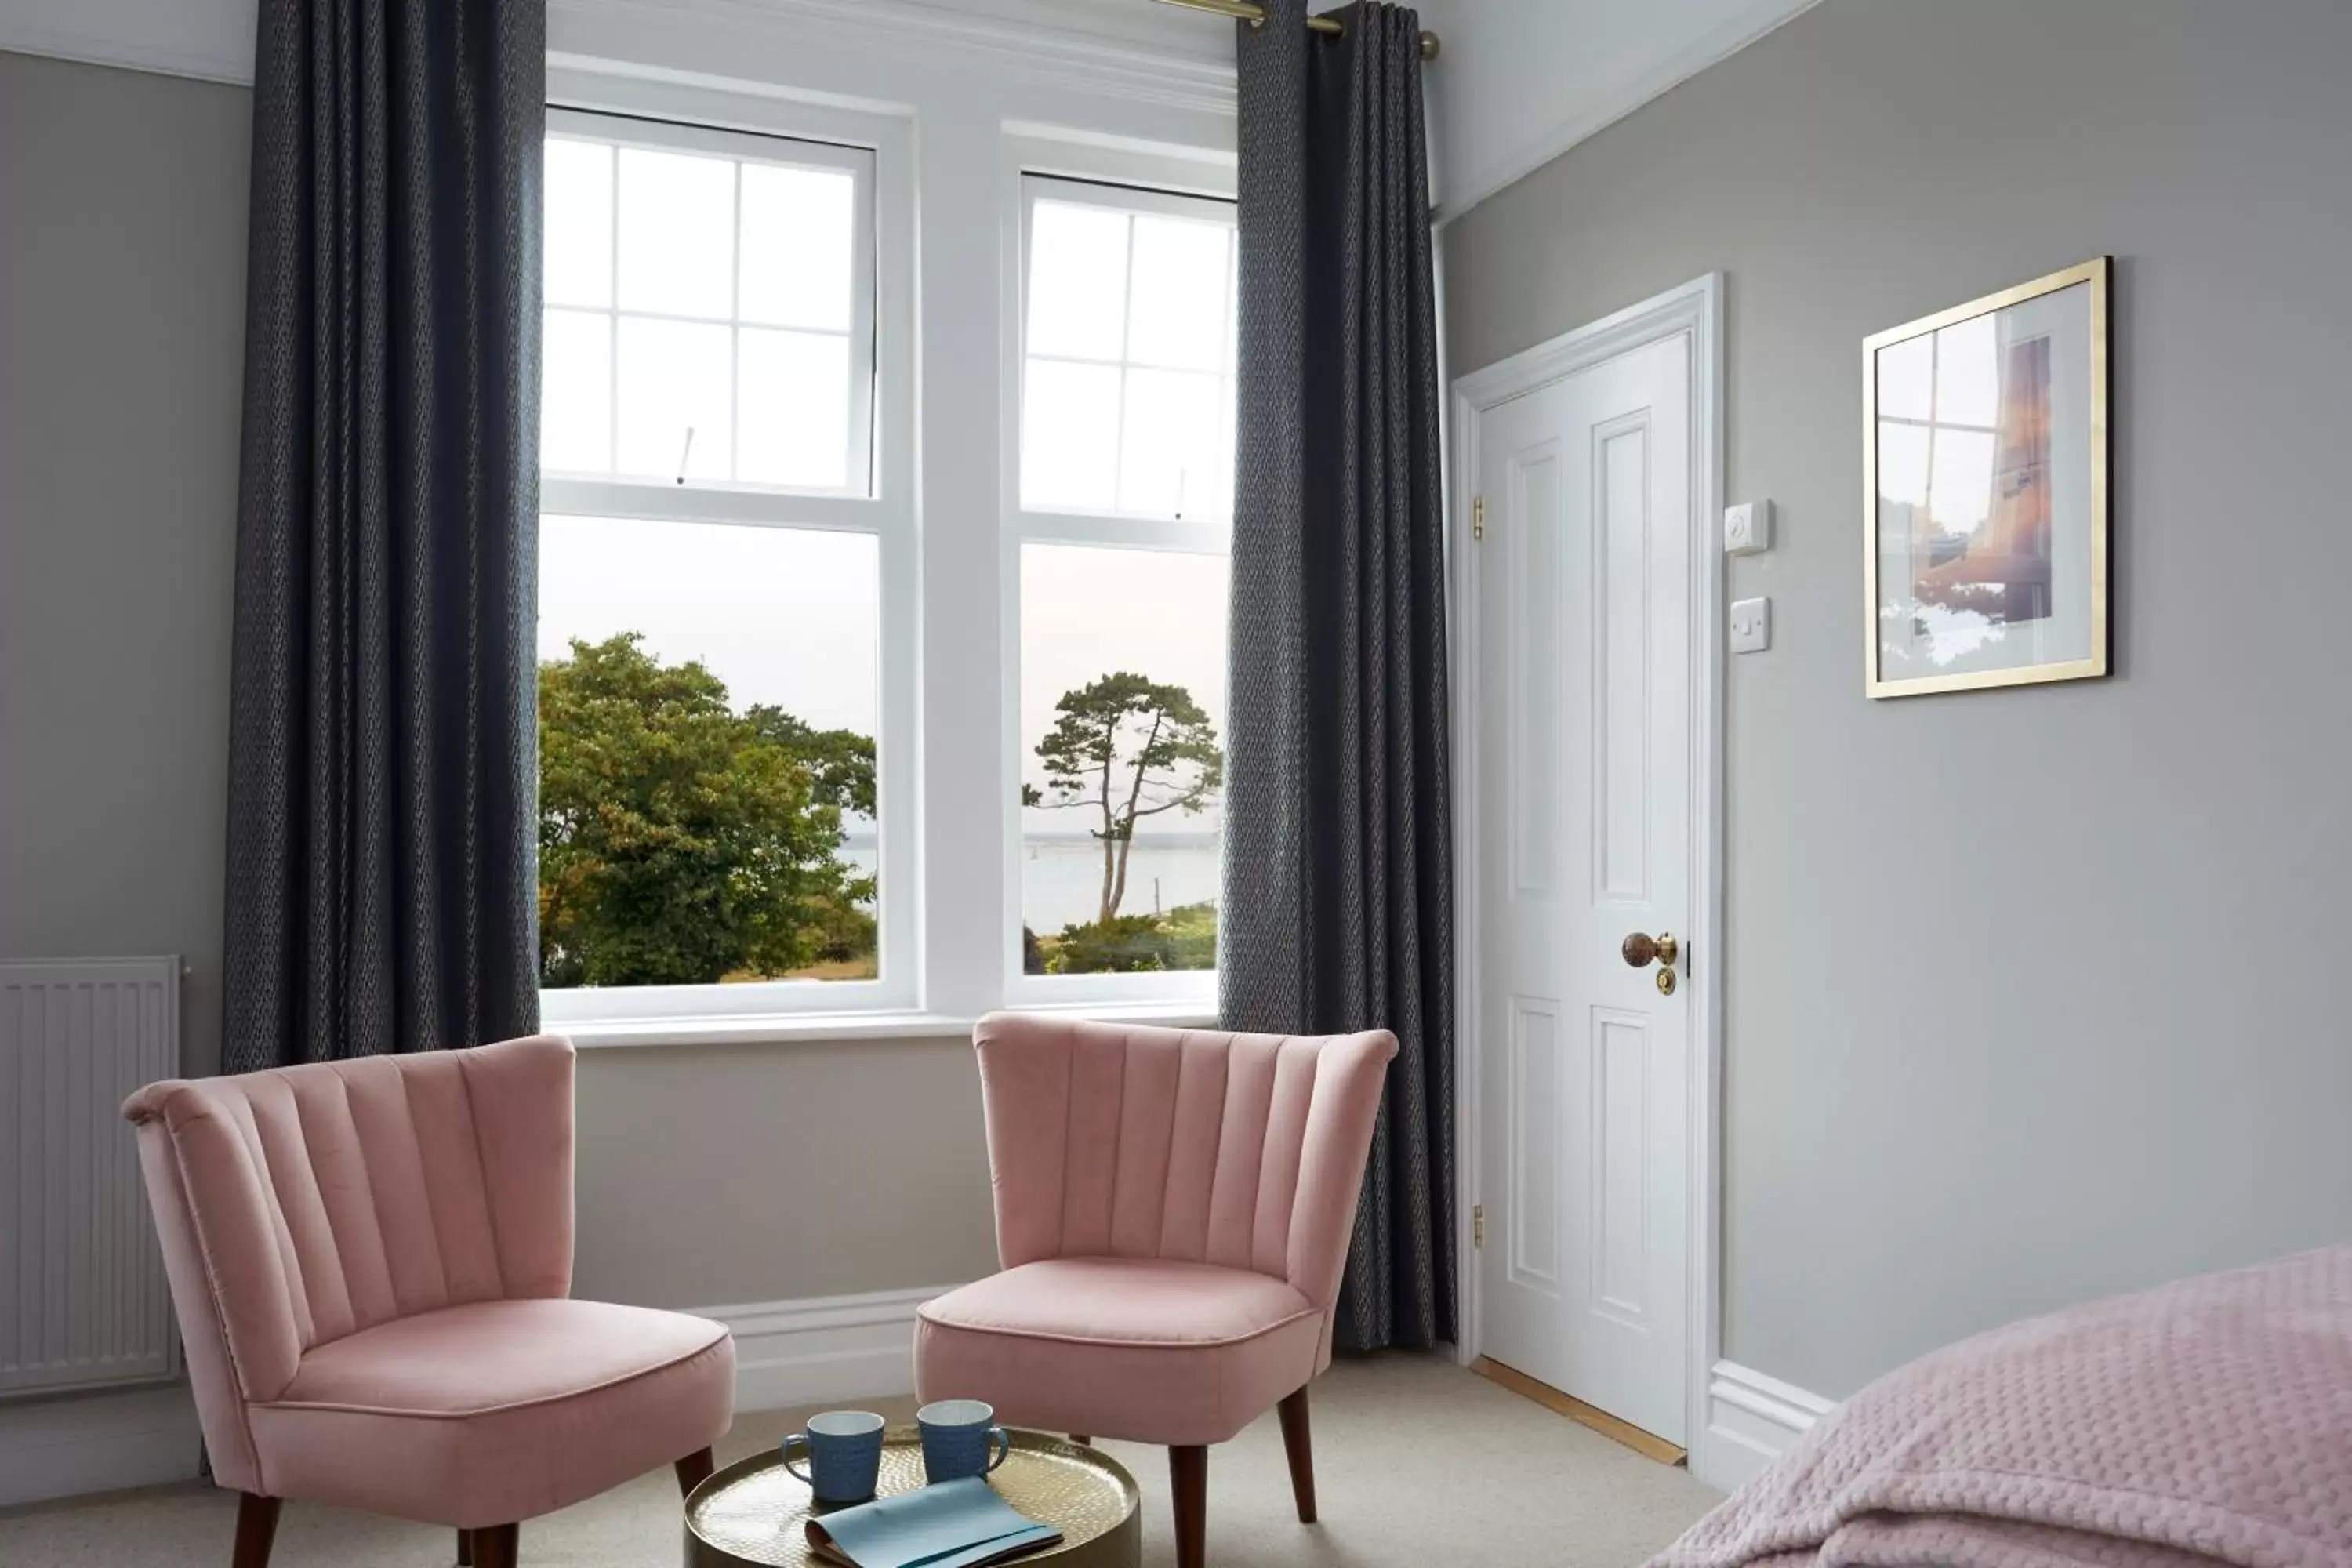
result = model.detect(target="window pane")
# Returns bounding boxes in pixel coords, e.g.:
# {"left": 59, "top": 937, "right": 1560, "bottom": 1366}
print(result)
{"left": 541, "top": 309, "right": 612, "bottom": 472}
{"left": 739, "top": 163, "right": 855, "bottom": 332}
{"left": 1020, "top": 543, "right": 1226, "bottom": 975}
{"left": 1878, "top": 420, "right": 1930, "bottom": 510}
{"left": 544, "top": 140, "right": 612, "bottom": 308}
{"left": 616, "top": 147, "right": 735, "bottom": 318}
{"left": 1116, "top": 368, "right": 1225, "bottom": 521}
{"left": 1126, "top": 214, "right": 1228, "bottom": 371}
{"left": 738, "top": 328, "right": 848, "bottom": 488}
{"left": 1026, "top": 202, "right": 1129, "bottom": 361}
{"left": 1934, "top": 314, "right": 2000, "bottom": 427}
{"left": 545, "top": 118, "right": 875, "bottom": 498}
{"left": 1928, "top": 428, "right": 1998, "bottom": 535}
{"left": 615, "top": 317, "right": 732, "bottom": 481}
{"left": 1022, "top": 359, "right": 1122, "bottom": 511}
{"left": 1877, "top": 334, "right": 1933, "bottom": 423}
{"left": 1019, "top": 182, "right": 1236, "bottom": 521}
{"left": 538, "top": 516, "right": 881, "bottom": 989}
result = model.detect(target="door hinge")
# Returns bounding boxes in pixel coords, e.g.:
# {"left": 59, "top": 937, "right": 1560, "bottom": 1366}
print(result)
{"left": 1472, "top": 495, "right": 1486, "bottom": 542}
{"left": 1472, "top": 1203, "right": 1485, "bottom": 1248}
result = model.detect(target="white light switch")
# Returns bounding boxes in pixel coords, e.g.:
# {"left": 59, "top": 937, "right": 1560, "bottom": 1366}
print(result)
{"left": 1730, "top": 596, "right": 1771, "bottom": 654}
{"left": 1725, "top": 499, "right": 1773, "bottom": 555}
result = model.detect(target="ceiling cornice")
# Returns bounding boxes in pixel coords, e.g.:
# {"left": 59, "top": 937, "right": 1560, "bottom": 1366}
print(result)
{"left": 557, "top": 0, "right": 1237, "bottom": 118}
{"left": 0, "top": 0, "right": 1237, "bottom": 114}
{"left": 0, "top": 11, "right": 253, "bottom": 87}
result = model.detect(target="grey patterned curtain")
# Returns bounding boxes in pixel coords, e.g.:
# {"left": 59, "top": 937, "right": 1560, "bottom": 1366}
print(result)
{"left": 222, "top": 0, "right": 544, "bottom": 1073}
{"left": 1224, "top": 0, "right": 1454, "bottom": 1352}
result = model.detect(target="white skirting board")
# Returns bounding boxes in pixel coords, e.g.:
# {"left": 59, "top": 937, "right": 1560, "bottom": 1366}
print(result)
{"left": 0, "top": 1384, "right": 204, "bottom": 1508}
{"left": 695, "top": 1285, "right": 960, "bottom": 1413}
{"left": 1692, "top": 1359, "right": 1838, "bottom": 1492}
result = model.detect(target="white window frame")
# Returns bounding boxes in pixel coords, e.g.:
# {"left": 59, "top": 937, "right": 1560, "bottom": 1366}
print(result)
{"left": 1014, "top": 176, "right": 1237, "bottom": 540}
{"left": 542, "top": 106, "right": 880, "bottom": 498}
{"left": 538, "top": 68, "right": 920, "bottom": 1028}
{"left": 1000, "top": 137, "right": 1239, "bottom": 1010}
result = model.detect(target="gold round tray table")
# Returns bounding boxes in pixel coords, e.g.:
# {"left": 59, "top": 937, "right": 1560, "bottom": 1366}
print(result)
{"left": 685, "top": 1427, "right": 1142, "bottom": 1568}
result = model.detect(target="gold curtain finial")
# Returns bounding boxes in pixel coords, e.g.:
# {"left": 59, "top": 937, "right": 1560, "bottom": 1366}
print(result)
{"left": 1152, "top": 0, "right": 1439, "bottom": 60}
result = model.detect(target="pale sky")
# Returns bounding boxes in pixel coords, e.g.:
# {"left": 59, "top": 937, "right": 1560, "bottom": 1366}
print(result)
{"left": 537, "top": 517, "right": 1229, "bottom": 837}
{"left": 1018, "top": 543, "right": 1227, "bottom": 837}
{"left": 539, "top": 514, "right": 880, "bottom": 735}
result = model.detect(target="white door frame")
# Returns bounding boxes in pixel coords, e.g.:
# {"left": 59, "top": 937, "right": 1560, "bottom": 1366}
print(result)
{"left": 1448, "top": 272, "right": 1726, "bottom": 1477}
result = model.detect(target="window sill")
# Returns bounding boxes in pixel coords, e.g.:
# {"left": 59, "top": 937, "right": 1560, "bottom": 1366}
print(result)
{"left": 555, "top": 1001, "right": 1220, "bottom": 1051}
{"left": 558, "top": 1010, "right": 974, "bottom": 1050}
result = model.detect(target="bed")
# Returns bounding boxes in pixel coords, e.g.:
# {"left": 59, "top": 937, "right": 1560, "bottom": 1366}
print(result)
{"left": 1647, "top": 1245, "right": 2352, "bottom": 1568}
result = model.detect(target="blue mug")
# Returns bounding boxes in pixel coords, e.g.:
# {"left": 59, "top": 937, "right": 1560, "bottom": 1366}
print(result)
{"left": 782, "top": 1410, "right": 887, "bottom": 1504}
{"left": 917, "top": 1399, "right": 1011, "bottom": 1484}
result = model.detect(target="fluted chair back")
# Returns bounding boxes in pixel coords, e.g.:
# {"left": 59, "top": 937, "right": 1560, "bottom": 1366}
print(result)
{"left": 971, "top": 1013, "right": 1396, "bottom": 1351}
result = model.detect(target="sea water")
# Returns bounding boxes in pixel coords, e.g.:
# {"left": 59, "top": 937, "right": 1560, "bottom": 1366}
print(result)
{"left": 838, "top": 833, "right": 1221, "bottom": 931}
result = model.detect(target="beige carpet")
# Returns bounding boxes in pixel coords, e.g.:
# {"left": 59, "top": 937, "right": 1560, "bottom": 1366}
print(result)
{"left": 0, "top": 1356, "right": 1719, "bottom": 1566}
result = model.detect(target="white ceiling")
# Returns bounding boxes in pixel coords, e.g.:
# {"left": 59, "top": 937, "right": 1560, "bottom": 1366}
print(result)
{"left": 1410, "top": 0, "right": 1817, "bottom": 217}
{"left": 0, "top": 0, "right": 1816, "bottom": 221}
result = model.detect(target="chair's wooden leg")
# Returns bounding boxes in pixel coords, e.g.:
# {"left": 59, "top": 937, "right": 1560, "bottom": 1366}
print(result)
{"left": 230, "top": 1494, "right": 281, "bottom": 1568}
{"left": 456, "top": 1526, "right": 474, "bottom": 1565}
{"left": 1069, "top": 1435, "right": 1091, "bottom": 1446}
{"left": 674, "top": 1446, "right": 717, "bottom": 1499}
{"left": 1278, "top": 1385, "right": 1317, "bottom": 1523}
{"left": 469, "top": 1523, "right": 519, "bottom": 1568}
{"left": 1168, "top": 1446, "right": 1207, "bottom": 1568}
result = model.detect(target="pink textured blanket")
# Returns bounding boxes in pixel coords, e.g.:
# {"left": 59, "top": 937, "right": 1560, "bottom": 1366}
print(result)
{"left": 1651, "top": 1247, "right": 2352, "bottom": 1568}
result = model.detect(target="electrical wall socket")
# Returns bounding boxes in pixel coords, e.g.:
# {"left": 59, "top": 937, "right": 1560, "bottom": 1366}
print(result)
{"left": 1725, "top": 499, "right": 1773, "bottom": 555}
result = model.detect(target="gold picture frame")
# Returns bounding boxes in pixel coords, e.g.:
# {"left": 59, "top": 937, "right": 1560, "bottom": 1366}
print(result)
{"left": 1862, "top": 256, "right": 2111, "bottom": 698}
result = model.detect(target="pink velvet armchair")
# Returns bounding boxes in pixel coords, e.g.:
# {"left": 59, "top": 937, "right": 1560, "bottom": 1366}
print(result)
{"left": 123, "top": 1034, "right": 735, "bottom": 1568}
{"left": 914, "top": 1014, "right": 1397, "bottom": 1568}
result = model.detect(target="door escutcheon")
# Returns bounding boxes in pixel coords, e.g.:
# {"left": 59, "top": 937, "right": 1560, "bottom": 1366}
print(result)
{"left": 1624, "top": 931, "right": 1679, "bottom": 996}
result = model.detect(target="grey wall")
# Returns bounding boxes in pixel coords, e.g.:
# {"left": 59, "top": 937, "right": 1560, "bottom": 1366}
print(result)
{"left": 0, "top": 49, "right": 1001, "bottom": 1319}
{"left": 573, "top": 1036, "right": 1001, "bottom": 1308}
{"left": 1444, "top": 0, "right": 2352, "bottom": 1398}
{"left": 0, "top": 51, "right": 250, "bottom": 1080}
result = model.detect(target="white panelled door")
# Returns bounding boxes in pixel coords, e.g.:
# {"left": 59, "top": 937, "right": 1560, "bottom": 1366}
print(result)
{"left": 1475, "top": 332, "right": 1693, "bottom": 1445}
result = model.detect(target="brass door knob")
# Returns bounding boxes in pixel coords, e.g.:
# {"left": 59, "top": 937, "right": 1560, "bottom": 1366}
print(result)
{"left": 1621, "top": 931, "right": 1679, "bottom": 969}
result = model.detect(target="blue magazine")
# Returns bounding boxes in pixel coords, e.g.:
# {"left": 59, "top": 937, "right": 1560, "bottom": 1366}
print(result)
{"left": 804, "top": 1476, "right": 1062, "bottom": 1568}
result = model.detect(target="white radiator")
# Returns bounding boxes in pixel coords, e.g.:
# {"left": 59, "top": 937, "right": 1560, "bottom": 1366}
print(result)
{"left": 0, "top": 958, "right": 182, "bottom": 1398}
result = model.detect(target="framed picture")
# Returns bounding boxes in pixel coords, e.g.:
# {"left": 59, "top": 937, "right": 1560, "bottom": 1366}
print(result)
{"left": 1863, "top": 256, "right": 2110, "bottom": 697}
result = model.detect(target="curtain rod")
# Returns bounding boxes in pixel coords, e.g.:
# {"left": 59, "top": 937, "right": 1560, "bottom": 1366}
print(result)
{"left": 1151, "top": 0, "right": 1441, "bottom": 60}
